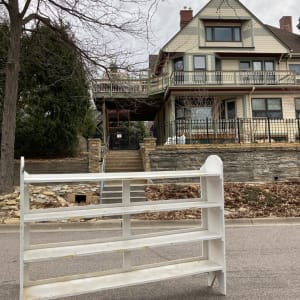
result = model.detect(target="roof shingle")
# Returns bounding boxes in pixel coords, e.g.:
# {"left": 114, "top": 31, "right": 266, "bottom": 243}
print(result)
{"left": 266, "top": 25, "right": 300, "bottom": 53}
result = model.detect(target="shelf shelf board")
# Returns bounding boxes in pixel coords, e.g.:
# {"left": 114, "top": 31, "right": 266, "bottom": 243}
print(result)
{"left": 24, "top": 169, "right": 220, "bottom": 184}
{"left": 24, "top": 229, "right": 221, "bottom": 262}
{"left": 24, "top": 259, "right": 223, "bottom": 300}
{"left": 24, "top": 199, "right": 221, "bottom": 222}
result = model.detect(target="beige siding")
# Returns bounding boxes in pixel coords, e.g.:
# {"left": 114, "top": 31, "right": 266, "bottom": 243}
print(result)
{"left": 282, "top": 96, "right": 298, "bottom": 119}
{"left": 203, "top": 0, "right": 249, "bottom": 17}
{"left": 163, "top": 0, "right": 288, "bottom": 55}
{"left": 221, "top": 60, "right": 239, "bottom": 71}
{"left": 164, "top": 18, "right": 199, "bottom": 52}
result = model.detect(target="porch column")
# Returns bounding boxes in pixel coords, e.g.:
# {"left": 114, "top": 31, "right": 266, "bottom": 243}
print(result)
{"left": 88, "top": 138, "right": 101, "bottom": 173}
{"left": 242, "top": 96, "right": 248, "bottom": 118}
{"left": 141, "top": 137, "right": 157, "bottom": 171}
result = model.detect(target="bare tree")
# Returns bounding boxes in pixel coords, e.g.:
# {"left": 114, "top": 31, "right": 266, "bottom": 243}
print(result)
{"left": 0, "top": 0, "right": 160, "bottom": 193}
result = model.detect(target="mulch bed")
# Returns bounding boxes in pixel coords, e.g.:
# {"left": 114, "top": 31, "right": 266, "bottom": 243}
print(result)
{"left": 140, "top": 182, "right": 300, "bottom": 220}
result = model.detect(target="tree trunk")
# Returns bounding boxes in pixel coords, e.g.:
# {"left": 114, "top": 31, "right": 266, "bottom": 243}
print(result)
{"left": 0, "top": 1, "right": 22, "bottom": 194}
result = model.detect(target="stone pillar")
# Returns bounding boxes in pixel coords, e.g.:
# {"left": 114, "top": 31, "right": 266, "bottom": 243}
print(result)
{"left": 88, "top": 139, "right": 101, "bottom": 173}
{"left": 141, "top": 137, "right": 156, "bottom": 171}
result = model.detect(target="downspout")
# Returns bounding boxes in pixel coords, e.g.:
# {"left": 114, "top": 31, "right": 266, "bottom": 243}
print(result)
{"left": 285, "top": 51, "right": 292, "bottom": 70}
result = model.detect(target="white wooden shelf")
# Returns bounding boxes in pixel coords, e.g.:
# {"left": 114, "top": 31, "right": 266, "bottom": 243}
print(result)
{"left": 24, "top": 229, "right": 221, "bottom": 263}
{"left": 20, "top": 155, "right": 226, "bottom": 299}
{"left": 24, "top": 169, "right": 220, "bottom": 184}
{"left": 24, "top": 198, "right": 221, "bottom": 223}
{"left": 24, "top": 259, "right": 223, "bottom": 300}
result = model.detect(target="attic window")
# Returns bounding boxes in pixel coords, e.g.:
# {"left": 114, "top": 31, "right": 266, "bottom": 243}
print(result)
{"left": 206, "top": 26, "right": 241, "bottom": 42}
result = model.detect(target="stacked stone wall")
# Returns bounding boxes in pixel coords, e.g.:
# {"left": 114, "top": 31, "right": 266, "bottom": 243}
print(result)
{"left": 149, "top": 144, "right": 300, "bottom": 182}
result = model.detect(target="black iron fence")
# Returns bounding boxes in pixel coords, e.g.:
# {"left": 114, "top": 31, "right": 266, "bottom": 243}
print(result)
{"left": 154, "top": 118, "right": 300, "bottom": 145}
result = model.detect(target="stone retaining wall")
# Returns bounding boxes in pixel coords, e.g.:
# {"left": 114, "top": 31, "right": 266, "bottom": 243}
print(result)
{"left": 148, "top": 144, "right": 300, "bottom": 182}
{"left": 8, "top": 138, "right": 102, "bottom": 185}
{"left": 12, "top": 156, "right": 89, "bottom": 185}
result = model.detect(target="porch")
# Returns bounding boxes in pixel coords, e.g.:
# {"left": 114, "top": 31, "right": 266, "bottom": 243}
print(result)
{"left": 93, "top": 70, "right": 297, "bottom": 97}
{"left": 153, "top": 118, "right": 300, "bottom": 145}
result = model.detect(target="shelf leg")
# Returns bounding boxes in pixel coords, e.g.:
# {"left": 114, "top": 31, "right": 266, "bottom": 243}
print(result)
{"left": 122, "top": 180, "right": 131, "bottom": 270}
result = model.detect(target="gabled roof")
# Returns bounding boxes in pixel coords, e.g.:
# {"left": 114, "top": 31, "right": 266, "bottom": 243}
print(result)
{"left": 152, "top": 0, "right": 300, "bottom": 74}
{"left": 265, "top": 25, "right": 300, "bottom": 53}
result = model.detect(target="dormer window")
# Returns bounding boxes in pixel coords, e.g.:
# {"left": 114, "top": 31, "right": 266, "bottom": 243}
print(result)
{"left": 205, "top": 26, "right": 241, "bottom": 42}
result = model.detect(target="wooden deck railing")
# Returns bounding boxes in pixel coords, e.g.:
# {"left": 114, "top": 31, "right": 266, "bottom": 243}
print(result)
{"left": 93, "top": 71, "right": 297, "bottom": 97}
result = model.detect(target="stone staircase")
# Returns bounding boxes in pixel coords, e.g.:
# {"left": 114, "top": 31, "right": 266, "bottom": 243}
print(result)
{"left": 101, "top": 150, "right": 146, "bottom": 203}
{"left": 105, "top": 150, "right": 144, "bottom": 172}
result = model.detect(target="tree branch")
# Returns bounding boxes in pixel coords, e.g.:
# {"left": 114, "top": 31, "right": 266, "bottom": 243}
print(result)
{"left": 22, "top": 13, "right": 50, "bottom": 25}
{"left": 0, "top": 0, "right": 9, "bottom": 10}
{"left": 46, "top": 0, "right": 141, "bottom": 34}
{"left": 20, "top": 0, "right": 32, "bottom": 18}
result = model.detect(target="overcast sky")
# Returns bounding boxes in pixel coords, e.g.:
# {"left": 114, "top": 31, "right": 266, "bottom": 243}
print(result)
{"left": 146, "top": 0, "right": 300, "bottom": 55}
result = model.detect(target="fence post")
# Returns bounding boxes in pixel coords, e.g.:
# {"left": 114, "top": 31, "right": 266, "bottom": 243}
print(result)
{"left": 298, "top": 118, "right": 300, "bottom": 143}
{"left": 267, "top": 118, "right": 271, "bottom": 143}
{"left": 206, "top": 118, "right": 209, "bottom": 144}
{"left": 175, "top": 120, "right": 178, "bottom": 144}
{"left": 237, "top": 118, "right": 241, "bottom": 143}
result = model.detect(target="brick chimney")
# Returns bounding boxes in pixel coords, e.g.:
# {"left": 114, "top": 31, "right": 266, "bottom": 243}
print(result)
{"left": 280, "top": 16, "right": 293, "bottom": 33}
{"left": 180, "top": 8, "right": 193, "bottom": 29}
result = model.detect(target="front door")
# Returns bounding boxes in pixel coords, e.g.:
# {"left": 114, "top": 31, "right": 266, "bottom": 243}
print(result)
{"left": 226, "top": 101, "right": 236, "bottom": 119}
{"left": 220, "top": 100, "right": 236, "bottom": 120}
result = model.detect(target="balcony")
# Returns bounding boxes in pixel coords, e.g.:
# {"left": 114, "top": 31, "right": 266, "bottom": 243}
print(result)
{"left": 154, "top": 118, "right": 300, "bottom": 145}
{"left": 170, "top": 71, "right": 296, "bottom": 86}
{"left": 93, "top": 71, "right": 297, "bottom": 98}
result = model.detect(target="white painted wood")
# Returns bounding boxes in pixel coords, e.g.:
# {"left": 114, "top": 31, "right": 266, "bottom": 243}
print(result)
{"left": 19, "top": 157, "right": 25, "bottom": 300}
{"left": 20, "top": 155, "right": 226, "bottom": 299}
{"left": 24, "top": 230, "right": 221, "bottom": 263}
{"left": 23, "top": 169, "right": 220, "bottom": 184}
{"left": 122, "top": 180, "right": 131, "bottom": 269}
{"left": 24, "top": 259, "right": 222, "bottom": 300}
{"left": 24, "top": 199, "right": 221, "bottom": 222}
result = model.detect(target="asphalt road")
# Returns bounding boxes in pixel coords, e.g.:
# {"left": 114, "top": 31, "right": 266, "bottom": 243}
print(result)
{"left": 0, "top": 223, "right": 299, "bottom": 300}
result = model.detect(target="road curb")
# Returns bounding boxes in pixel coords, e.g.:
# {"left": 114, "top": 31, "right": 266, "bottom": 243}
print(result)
{"left": 0, "top": 217, "right": 299, "bottom": 231}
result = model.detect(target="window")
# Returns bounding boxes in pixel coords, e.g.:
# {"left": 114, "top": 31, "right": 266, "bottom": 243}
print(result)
{"left": 175, "top": 96, "right": 213, "bottom": 120}
{"left": 206, "top": 26, "right": 241, "bottom": 42}
{"left": 252, "top": 98, "right": 282, "bottom": 119}
{"left": 173, "top": 57, "right": 184, "bottom": 84}
{"left": 240, "top": 60, "right": 275, "bottom": 71}
{"left": 265, "top": 61, "right": 275, "bottom": 71}
{"left": 289, "top": 64, "right": 300, "bottom": 75}
{"left": 296, "top": 99, "right": 300, "bottom": 118}
{"left": 193, "top": 56, "right": 206, "bottom": 82}
{"left": 240, "top": 61, "right": 251, "bottom": 70}
{"left": 240, "top": 60, "right": 275, "bottom": 84}
{"left": 173, "top": 57, "right": 184, "bottom": 71}
{"left": 193, "top": 56, "right": 206, "bottom": 70}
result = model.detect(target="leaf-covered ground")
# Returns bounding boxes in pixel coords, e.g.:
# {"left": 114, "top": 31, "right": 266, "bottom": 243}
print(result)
{"left": 1, "top": 182, "right": 299, "bottom": 223}
{"left": 141, "top": 182, "right": 300, "bottom": 220}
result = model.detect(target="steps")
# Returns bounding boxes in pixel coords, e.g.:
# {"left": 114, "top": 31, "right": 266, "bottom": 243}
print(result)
{"left": 102, "top": 150, "right": 145, "bottom": 203}
{"left": 105, "top": 150, "right": 144, "bottom": 172}
{"left": 101, "top": 182, "right": 146, "bottom": 203}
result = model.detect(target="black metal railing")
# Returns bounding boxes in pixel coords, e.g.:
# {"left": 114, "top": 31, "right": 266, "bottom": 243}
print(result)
{"left": 154, "top": 118, "right": 300, "bottom": 145}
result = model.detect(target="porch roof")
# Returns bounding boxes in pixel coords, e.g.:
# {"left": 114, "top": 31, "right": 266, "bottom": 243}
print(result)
{"left": 94, "top": 97, "right": 162, "bottom": 121}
